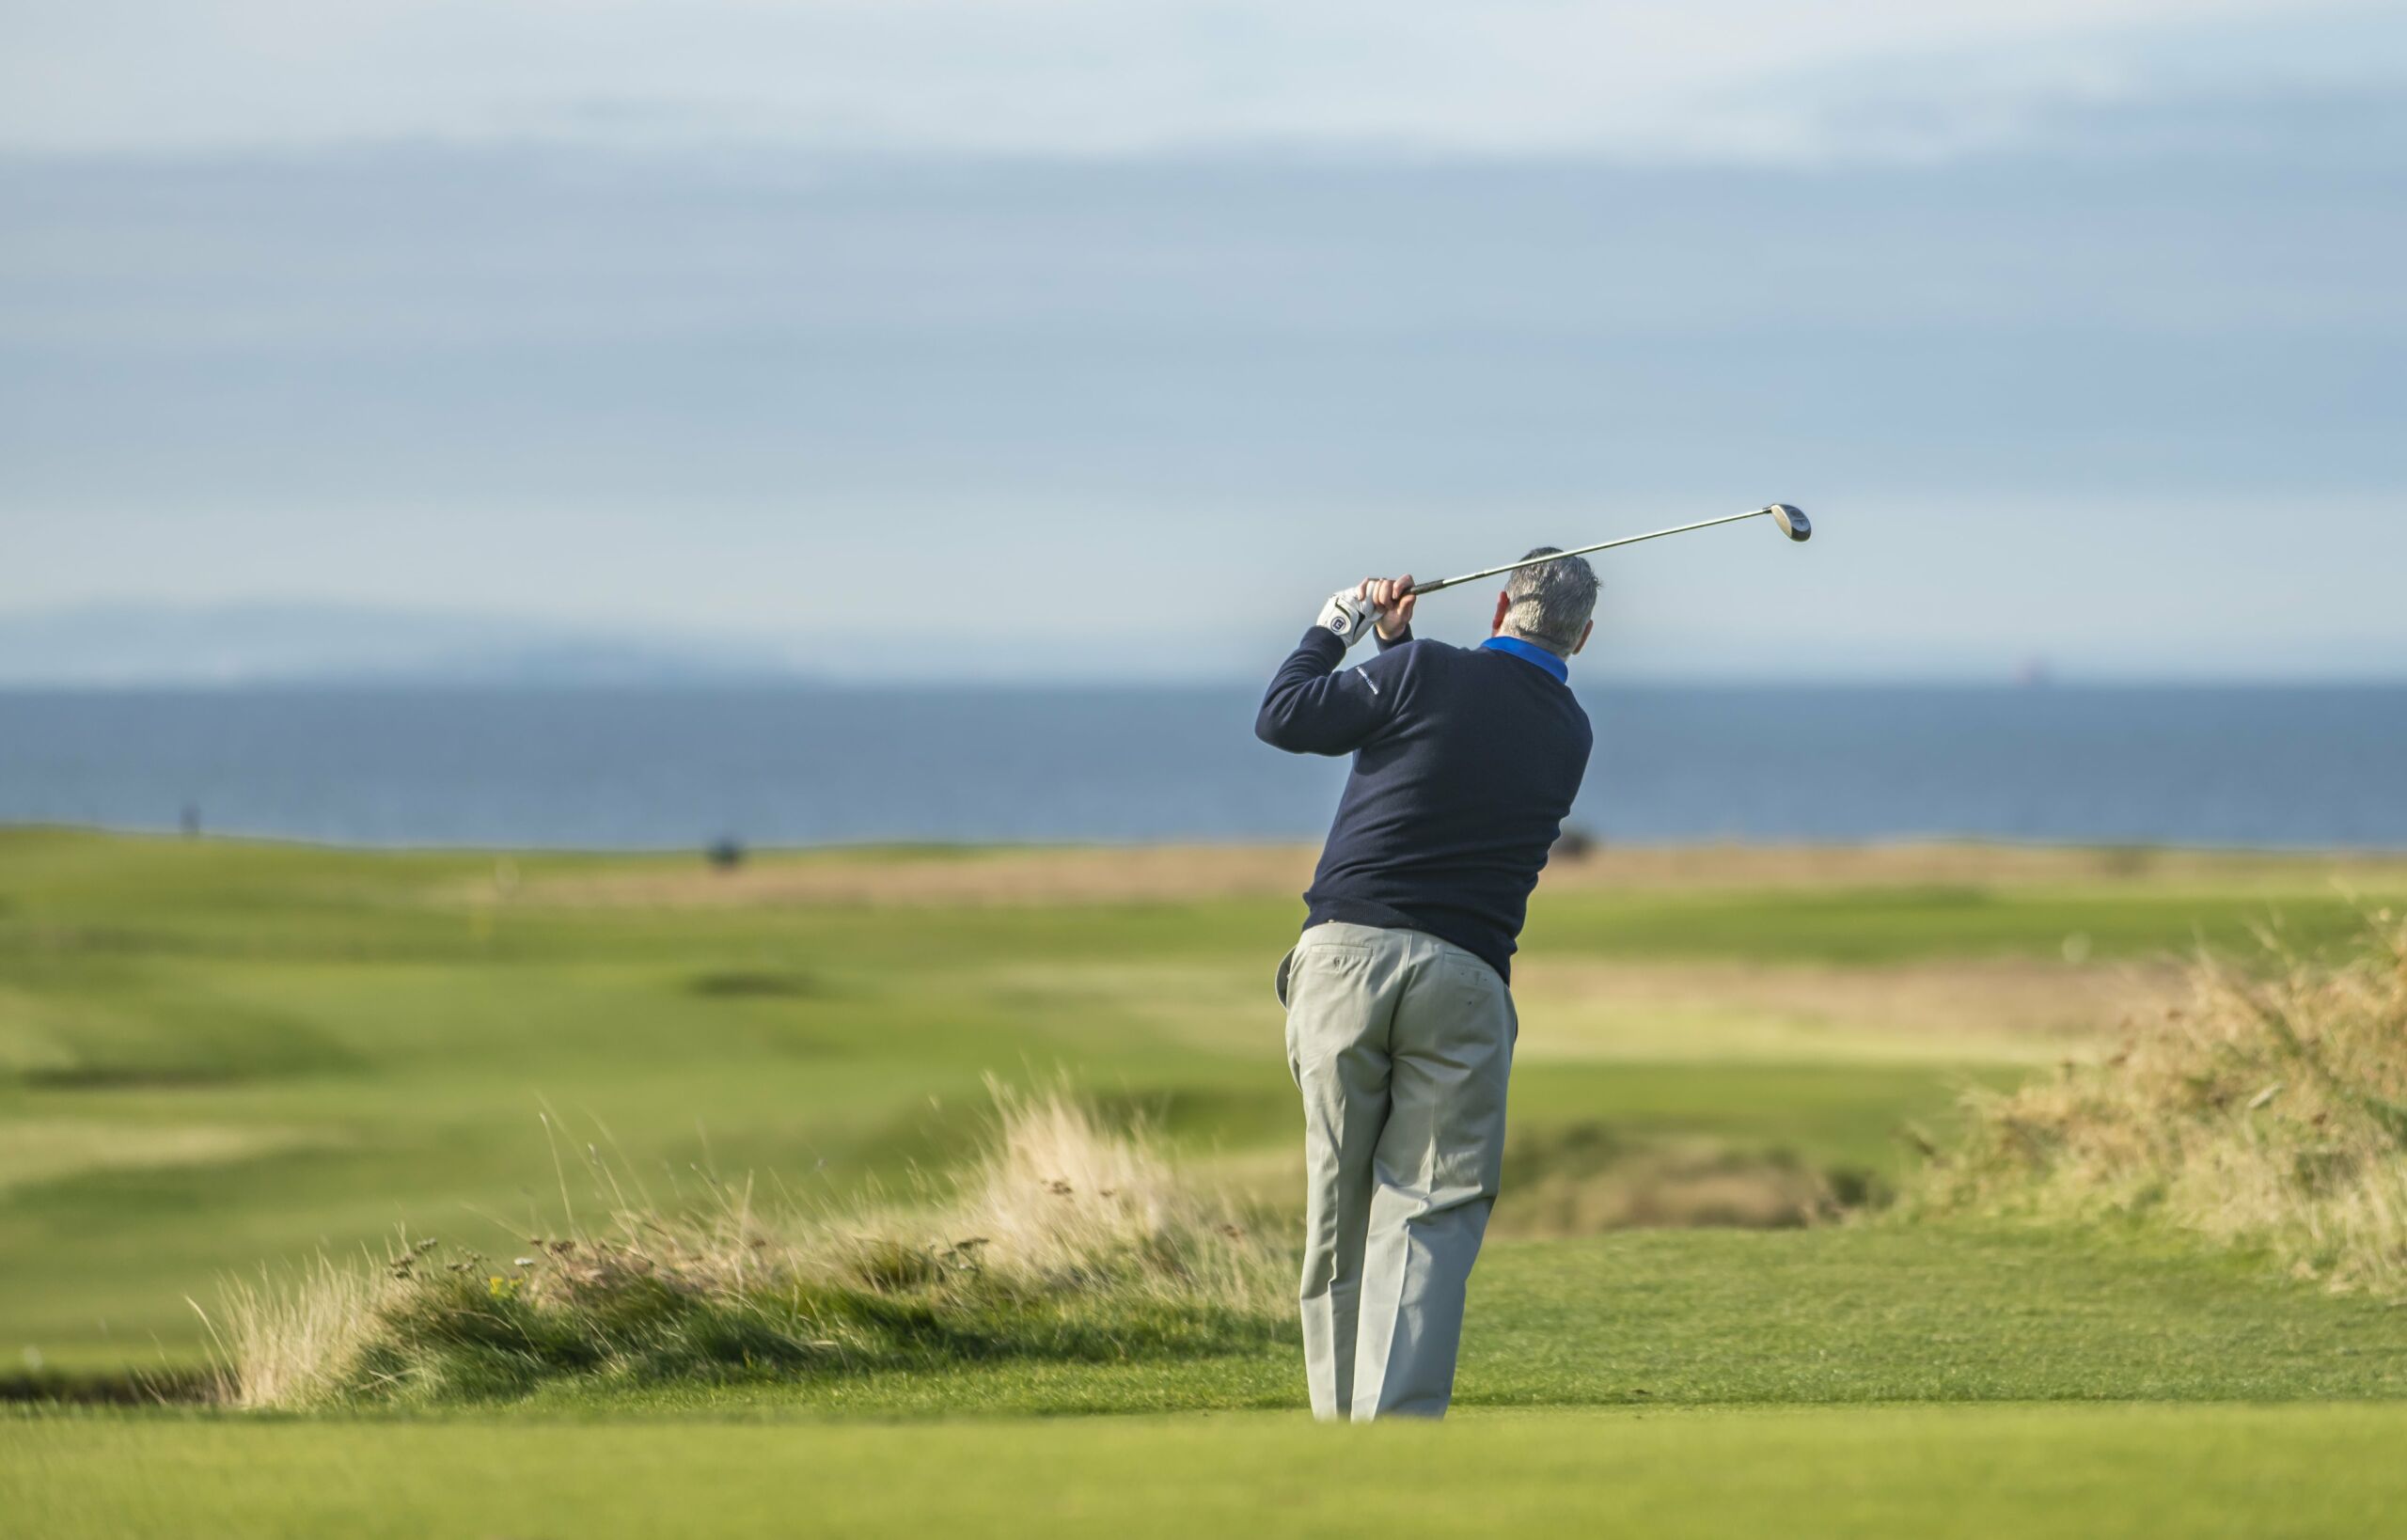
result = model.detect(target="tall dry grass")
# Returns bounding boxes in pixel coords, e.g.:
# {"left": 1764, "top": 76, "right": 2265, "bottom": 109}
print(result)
{"left": 201, "top": 1082, "right": 1286, "bottom": 1409}
{"left": 1912, "top": 917, "right": 2407, "bottom": 1294}
{"left": 197, "top": 1255, "right": 389, "bottom": 1410}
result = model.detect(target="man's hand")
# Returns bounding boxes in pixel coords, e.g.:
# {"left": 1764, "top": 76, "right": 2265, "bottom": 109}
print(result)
{"left": 1315, "top": 589, "right": 1377, "bottom": 648}
{"left": 1317, "top": 574, "right": 1418, "bottom": 649}
{"left": 1360, "top": 575, "right": 1417, "bottom": 642}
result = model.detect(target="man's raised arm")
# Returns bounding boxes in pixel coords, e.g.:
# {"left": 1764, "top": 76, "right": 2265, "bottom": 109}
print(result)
{"left": 1254, "top": 575, "right": 1417, "bottom": 756}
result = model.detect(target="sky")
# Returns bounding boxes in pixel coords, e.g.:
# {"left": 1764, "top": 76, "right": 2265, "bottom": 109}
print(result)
{"left": 2, "top": 0, "right": 2403, "bottom": 681}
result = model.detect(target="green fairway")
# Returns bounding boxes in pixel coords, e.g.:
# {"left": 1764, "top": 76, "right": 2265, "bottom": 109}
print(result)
{"left": 14, "top": 1402, "right": 2407, "bottom": 1540}
{"left": 5, "top": 831, "right": 2406, "bottom": 1370}
{"left": 8, "top": 831, "right": 2407, "bottom": 1536}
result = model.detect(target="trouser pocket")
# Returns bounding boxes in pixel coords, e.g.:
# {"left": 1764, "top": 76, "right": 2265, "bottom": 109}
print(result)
{"left": 1276, "top": 948, "right": 1298, "bottom": 1085}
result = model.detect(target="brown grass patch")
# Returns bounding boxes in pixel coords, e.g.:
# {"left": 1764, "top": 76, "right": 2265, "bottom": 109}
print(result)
{"left": 999, "top": 956, "right": 2171, "bottom": 1068}
{"left": 1509, "top": 958, "right": 2178, "bottom": 1065}
{"left": 0, "top": 1119, "right": 326, "bottom": 1194}
{"left": 471, "top": 841, "right": 2407, "bottom": 913}
{"left": 1539, "top": 842, "right": 2407, "bottom": 894}
{"left": 493, "top": 845, "right": 1319, "bottom": 910}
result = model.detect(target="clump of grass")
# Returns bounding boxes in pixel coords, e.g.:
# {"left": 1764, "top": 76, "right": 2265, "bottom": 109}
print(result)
{"left": 204, "top": 1083, "right": 1287, "bottom": 1409}
{"left": 1911, "top": 917, "right": 2407, "bottom": 1294}
{"left": 198, "top": 1254, "right": 391, "bottom": 1409}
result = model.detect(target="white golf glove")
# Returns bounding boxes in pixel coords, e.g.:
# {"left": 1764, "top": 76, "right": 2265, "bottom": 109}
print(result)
{"left": 1316, "top": 589, "right": 1382, "bottom": 649}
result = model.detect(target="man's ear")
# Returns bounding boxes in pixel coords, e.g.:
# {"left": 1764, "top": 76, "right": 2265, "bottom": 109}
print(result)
{"left": 1571, "top": 620, "right": 1594, "bottom": 656}
{"left": 1491, "top": 592, "right": 1511, "bottom": 636}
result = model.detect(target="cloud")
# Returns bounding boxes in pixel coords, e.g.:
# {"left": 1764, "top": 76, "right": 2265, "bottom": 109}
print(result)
{"left": 1, "top": 0, "right": 2376, "bottom": 162}
{"left": 6, "top": 1, "right": 2403, "bottom": 678}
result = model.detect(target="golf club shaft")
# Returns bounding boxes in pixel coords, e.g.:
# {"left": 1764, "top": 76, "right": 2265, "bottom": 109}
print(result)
{"left": 1407, "top": 507, "right": 1782, "bottom": 597}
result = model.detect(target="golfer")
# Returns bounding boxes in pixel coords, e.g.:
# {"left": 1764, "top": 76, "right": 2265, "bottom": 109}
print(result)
{"left": 1256, "top": 550, "right": 1597, "bottom": 1421}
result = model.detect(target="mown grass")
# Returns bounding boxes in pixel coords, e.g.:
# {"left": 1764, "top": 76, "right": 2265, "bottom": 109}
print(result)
{"left": 17, "top": 1223, "right": 2407, "bottom": 1533}
{"left": 13, "top": 1404, "right": 2407, "bottom": 1540}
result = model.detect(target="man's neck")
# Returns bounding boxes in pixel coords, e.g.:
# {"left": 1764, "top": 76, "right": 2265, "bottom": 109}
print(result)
{"left": 1482, "top": 633, "right": 1571, "bottom": 683}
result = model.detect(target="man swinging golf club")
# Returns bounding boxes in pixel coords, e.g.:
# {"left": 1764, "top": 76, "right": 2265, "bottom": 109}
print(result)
{"left": 1256, "top": 549, "right": 1597, "bottom": 1421}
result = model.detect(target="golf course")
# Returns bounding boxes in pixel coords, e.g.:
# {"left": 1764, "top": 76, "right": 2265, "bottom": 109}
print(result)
{"left": 7, "top": 827, "right": 2407, "bottom": 1535}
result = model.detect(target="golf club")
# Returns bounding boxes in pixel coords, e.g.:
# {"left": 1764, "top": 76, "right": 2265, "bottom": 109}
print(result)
{"left": 1405, "top": 503, "right": 1811, "bottom": 598}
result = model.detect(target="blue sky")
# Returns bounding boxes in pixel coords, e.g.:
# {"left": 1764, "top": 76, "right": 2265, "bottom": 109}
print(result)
{"left": 2, "top": 1, "right": 2402, "bottom": 680}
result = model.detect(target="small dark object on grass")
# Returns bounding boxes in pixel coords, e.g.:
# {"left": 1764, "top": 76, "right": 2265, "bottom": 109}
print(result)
{"left": 688, "top": 968, "right": 821, "bottom": 999}
{"left": 1553, "top": 825, "right": 1600, "bottom": 862}
{"left": 706, "top": 837, "right": 746, "bottom": 871}
{"left": 1, "top": 1367, "right": 217, "bottom": 1406}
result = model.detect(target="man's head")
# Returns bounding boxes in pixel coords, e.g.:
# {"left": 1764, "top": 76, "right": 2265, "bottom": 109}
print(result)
{"left": 1490, "top": 546, "right": 1598, "bottom": 657}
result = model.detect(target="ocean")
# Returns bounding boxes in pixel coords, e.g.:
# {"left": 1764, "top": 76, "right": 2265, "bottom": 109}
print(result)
{"left": 2, "top": 684, "right": 2402, "bottom": 851}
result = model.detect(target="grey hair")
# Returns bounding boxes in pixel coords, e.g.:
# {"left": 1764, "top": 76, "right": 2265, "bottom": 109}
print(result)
{"left": 1500, "top": 546, "right": 1598, "bottom": 655}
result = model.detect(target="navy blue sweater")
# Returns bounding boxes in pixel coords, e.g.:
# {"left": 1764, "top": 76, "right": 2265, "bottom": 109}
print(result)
{"left": 1255, "top": 625, "right": 1593, "bottom": 982}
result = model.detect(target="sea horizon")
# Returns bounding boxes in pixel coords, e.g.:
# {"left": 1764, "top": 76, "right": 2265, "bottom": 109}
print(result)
{"left": 7, "top": 681, "right": 2404, "bottom": 853}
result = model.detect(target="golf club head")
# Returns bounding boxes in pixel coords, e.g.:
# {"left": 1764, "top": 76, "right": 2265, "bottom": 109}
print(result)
{"left": 1768, "top": 504, "right": 1811, "bottom": 542}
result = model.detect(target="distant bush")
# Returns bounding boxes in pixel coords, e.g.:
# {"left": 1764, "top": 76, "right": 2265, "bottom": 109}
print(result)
{"left": 684, "top": 967, "right": 823, "bottom": 998}
{"left": 1910, "top": 916, "right": 2407, "bottom": 1295}
{"left": 200, "top": 1084, "right": 1286, "bottom": 1409}
{"left": 1551, "top": 825, "right": 1599, "bottom": 862}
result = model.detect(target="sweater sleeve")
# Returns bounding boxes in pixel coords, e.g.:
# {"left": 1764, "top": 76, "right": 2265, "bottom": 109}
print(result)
{"left": 1254, "top": 627, "right": 1407, "bottom": 756}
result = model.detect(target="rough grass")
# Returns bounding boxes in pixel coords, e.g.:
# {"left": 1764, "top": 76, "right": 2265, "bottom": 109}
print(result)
{"left": 202, "top": 1087, "right": 1285, "bottom": 1409}
{"left": 1913, "top": 917, "right": 2407, "bottom": 1294}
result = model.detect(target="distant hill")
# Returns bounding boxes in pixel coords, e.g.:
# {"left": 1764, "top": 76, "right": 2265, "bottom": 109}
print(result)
{"left": 0, "top": 603, "right": 806, "bottom": 686}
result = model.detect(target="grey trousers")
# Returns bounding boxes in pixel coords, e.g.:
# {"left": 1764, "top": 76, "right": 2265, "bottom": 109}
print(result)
{"left": 1279, "top": 920, "right": 1516, "bottom": 1421}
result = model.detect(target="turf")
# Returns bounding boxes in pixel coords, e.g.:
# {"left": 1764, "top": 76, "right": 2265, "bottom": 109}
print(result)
{"left": 13, "top": 1404, "right": 2407, "bottom": 1540}
{"left": 440, "top": 1225, "right": 2406, "bottom": 1419}
{"left": 5, "top": 831, "right": 2402, "bottom": 1368}
{"left": 9, "top": 832, "right": 2407, "bottom": 1536}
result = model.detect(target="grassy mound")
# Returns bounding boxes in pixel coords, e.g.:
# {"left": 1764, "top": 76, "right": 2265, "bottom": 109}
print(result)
{"left": 204, "top": 1088, "right": 1287, "bottom": 1408}
{"left": 1496, "top": 1124, "right": 1875, "bottom": 1235}
{"left": 1912, "top": 917, "right": 2407, "bottom": 1293}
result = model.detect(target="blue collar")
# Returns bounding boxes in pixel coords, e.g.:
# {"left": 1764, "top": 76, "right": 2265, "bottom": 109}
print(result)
{"left": 1481, "top": 635, "right": 1570, "bottom": 683}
